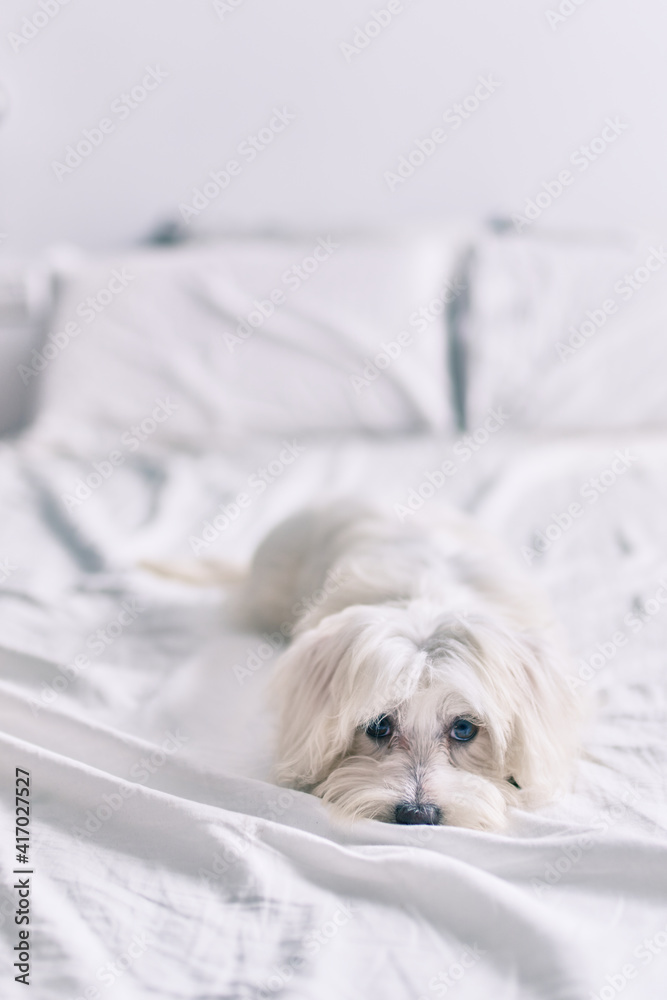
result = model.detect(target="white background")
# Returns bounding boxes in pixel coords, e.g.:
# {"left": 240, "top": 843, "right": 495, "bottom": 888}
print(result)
{"left": 0, "top": 0, "right": 666, "bottom": 252}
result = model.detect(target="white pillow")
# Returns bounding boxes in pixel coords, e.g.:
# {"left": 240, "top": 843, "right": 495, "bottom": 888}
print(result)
{"left": 25, "top": 233, "right": 465, "bottom": 455}
{"left": 462, "top": 230, "right": 667, "bottom": 431}
{"left": 0, "top": 258, "right": 52, "bottom": 437}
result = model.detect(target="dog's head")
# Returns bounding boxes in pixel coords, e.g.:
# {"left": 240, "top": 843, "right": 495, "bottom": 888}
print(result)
{"left": 270, "top": 601, "right": 579, "bottom": 831}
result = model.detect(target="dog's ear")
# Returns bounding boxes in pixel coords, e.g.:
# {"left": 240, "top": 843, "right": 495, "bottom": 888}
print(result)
{"left": 501, "top": 630, "right": 581, "bottom": 806}
{"left": 268, "top": 612, "right": 361, "bottom": 789}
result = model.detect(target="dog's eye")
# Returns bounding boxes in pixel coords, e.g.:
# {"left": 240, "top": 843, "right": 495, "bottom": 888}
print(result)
{"left": 365, "top": 714, "right": 393, "bottom": 739}
{"left": 450, "top": 718, "right": 478, "bottom": 742}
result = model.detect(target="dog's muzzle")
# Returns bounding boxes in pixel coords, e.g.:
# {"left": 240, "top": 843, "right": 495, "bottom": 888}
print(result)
{"left": 394, "top": 802, "right": 442, "bottom": 825}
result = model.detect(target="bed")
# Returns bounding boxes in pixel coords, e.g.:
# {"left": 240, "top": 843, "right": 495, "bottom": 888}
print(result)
{"left": 1, "top": 225, "right": 667, "bottom": 999}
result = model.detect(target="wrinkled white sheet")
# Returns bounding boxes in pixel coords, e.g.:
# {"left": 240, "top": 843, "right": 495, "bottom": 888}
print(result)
{"left": 2, "top": 427, "right": 667, "bottom": 1000}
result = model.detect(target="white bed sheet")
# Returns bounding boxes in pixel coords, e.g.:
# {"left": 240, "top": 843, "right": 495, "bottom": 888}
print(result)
{"left": 1, "top": 428, "right": 667, "bottom": 999}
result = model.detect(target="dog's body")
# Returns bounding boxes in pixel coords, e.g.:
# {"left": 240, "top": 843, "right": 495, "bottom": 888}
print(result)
{"left": 234, "top": 503, "right": 581, "bottom": 831}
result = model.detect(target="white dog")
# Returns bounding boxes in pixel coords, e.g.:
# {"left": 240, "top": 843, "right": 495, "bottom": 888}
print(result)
{"left": 233, "top": 502, "right": 581, "bottom": 831}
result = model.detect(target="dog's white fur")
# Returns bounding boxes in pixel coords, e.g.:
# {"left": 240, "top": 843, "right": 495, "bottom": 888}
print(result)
{"left": 234, "top": 503, "right": 581, "bottom": 831}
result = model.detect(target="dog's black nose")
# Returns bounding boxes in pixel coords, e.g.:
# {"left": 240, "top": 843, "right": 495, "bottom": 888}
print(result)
{"left": 394, "top": 802, "right": 442, "bottom": 825}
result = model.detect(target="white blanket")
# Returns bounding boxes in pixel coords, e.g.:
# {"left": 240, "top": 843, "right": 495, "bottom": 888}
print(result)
{"left": 2, "top": 427, "right": 667, "bottom": 1000}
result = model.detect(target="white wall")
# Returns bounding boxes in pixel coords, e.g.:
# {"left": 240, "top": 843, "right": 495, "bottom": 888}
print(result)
{"left": 1, "top": 0, "right": 666, "bottom": 252}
